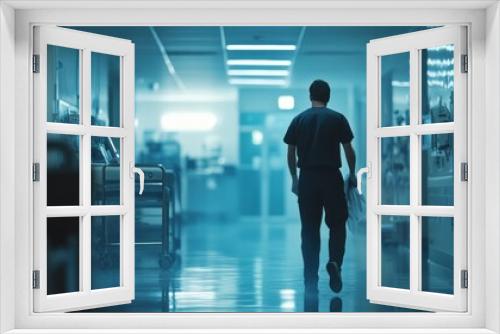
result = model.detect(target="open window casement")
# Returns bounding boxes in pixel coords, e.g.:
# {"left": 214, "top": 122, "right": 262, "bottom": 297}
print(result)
{"left": 33, "top": 26, "right": 141, "bottom": 312}
{"left": 361, "top": 26, "right": 468, "bottom": 312}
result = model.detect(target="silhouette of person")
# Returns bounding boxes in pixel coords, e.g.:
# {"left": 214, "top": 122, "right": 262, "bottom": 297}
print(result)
{"left": 284, "top": 80, "right": 356, "bottom": 295}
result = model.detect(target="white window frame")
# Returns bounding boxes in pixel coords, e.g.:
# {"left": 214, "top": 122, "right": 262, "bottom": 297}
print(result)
{"left": 32, "top": 26, "right": 136, "bottom": 312}
{"left": 366, "top": 26, "right": 468, "bottom": 312}
{"left": 0, "top": 1, "right": 499, "bottom": 333}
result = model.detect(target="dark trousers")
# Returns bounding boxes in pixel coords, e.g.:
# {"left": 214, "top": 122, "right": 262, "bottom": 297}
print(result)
{"left": 298, "top": 168, "right": 348, "bottom": 287}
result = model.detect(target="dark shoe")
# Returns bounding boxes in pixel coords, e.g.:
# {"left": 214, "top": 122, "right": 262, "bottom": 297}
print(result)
{"left": 326, "top": 261, "right": 342, "bottom": 293}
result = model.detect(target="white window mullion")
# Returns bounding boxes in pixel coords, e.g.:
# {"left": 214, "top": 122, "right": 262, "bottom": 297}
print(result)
{"left": 81, "top": 48, "right": 92, "bottom": 293}
{"left": 45, "top": 124, "right": 128, "bottom": 138}
{"left": 376, "top": 216, "right": 382, "bottom": 287}
{"left": 452, "top": 26, "right": 468, "bottom": 309}
{"left": 374, "top": 205, "right": 455, "bottom": 216}
{"left": 121, "top": 49, "right": 135, "bottom": 293}
{"left": 89, "top": 126, "right": 126, "bottom": 138}
{"left": 414, "top": 123, "right": 454, "bottom": 135}
{"left": 409, "top": 215, "right": 420, "bottom": 292}
{"left": 45, "top": 123, "right": 85, "bottom": 136}
{"left": 81, "top": 215, "right": 91, "bottom": 292}
{"left": 409, "top": 49, "right": 420, "bottom": 293}
{"left": 365, "top": 43, "right": 379, "bottom": 300}
{"left": 120, "top": 216, "right": 125, "bottom": 287}
{"left": 89, "top": 205, "right": 127, "bottom": 216}
{"left": 375, "top": 123, "right": 455, "bottom": 138}
{"left": 374, "top": 126, "right": 412, "bottom": 138}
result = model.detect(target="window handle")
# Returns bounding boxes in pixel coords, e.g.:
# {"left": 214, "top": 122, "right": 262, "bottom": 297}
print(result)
{"left": 356, "top": 163, "right": 371, "bottom": 195}
{"left": 130, "top": 163, "right": 144, "bottom": 195}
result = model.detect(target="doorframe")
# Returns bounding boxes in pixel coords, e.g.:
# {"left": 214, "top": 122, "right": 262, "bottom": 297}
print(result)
{"left": 0, "top": 1, "right": 498, "bottom": 333}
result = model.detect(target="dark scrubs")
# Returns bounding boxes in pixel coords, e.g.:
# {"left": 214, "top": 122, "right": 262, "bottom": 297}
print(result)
{"left": 283, "top": 107, "right": 354, "bottom": 288}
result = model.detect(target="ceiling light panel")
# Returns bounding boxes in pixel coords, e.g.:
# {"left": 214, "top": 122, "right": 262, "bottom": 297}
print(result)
{"left": 229, "top": 78, "right": 288, "bottom": 86}
{"left": 226, "top": 44, "right": 296, "bottom": 51}
{"left": 227, "top": 59, "right": 292, "bottom": 66}
{"left": 227, "top": 69, "right": 290, "bottom": 77}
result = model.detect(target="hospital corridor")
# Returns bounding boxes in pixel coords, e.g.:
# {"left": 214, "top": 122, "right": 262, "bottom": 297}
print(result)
{"left": 43, "top": 26, "right": 456, "bottom": 313}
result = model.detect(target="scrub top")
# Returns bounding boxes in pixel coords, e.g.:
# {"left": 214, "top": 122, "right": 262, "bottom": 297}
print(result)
{"left": 283, "top": 107, "right": 354, "bottom": 170}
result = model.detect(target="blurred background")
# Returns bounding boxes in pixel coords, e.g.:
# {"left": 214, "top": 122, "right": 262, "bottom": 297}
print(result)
{"left": 46, "top": 26, "right": 455, "bottom": 312}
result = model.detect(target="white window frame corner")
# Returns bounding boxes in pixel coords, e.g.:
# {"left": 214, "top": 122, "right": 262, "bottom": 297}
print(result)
{"left": 0, "top": 1, "right": 498, "bottom": 333}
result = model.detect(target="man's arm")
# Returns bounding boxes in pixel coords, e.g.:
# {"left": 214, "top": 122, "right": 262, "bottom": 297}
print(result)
{"left": 342, "top": 142, "right": 357, "bottom": 187}
{"left": 287, "top": 144, "right": 299, "bottom": 195}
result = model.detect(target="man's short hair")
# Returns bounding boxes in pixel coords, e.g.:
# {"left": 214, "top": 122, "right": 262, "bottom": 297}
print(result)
{"left": 309, "top": 79, "right": 330, "bottom": 104}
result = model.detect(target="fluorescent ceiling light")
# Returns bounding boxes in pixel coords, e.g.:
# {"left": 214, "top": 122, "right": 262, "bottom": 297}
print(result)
{"left": 229, "top": 78, "right": 287, "bottom": 86}
{"left": 226, "top": 44, "right": 296, "bottom": 51}
{"left": 278, "top": 95, "right": 295, "bottom": 110}
{"left": 228, "top": 69, "right": 289, "bottom": 77}
{"left": 227, "top": 59, "right": 292, "bottom": 66}
{"left": 161, "top": 112, "right": 217, "bottom": 132}
{"left": 136, "top": 92, "right": 237, "bottom": 103}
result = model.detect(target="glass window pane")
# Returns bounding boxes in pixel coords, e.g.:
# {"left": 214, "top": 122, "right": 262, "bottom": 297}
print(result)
{"left": 421, "top": 44, "right": 454, "bottom": 124}
{"left": 381, "top": 136, "right": 410, "bottom": 205}
{"left": 422, "top": 217, "right": 454, "bottom": 294}
{"left": 47, "top": 217, "right": 80, "bottom": 295}
{"left": 381, "top": 52, "right": 410, "bottom": 127}
{"left": 91, "top": 52, "right": 121, "bottom": 127}
{"left": 47, "top": 134, "right": 80, "bottom": 206}
{"left": 47, "top": 45, "right": 80, "bottom": 124}
{"left": 91, "top": 216, "right": 120, "bottom": 290}
{"left": 422, "top": 134, "right": 454, "bottom": 206}
{"left": 91, "top": 137, "right": 121, "bottom": 205}
{"left": 381, "top": 215, "right": 410, "bottom": 289}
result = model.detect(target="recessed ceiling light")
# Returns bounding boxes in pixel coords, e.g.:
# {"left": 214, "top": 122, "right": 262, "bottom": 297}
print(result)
{"left": 278, "top": 95, "right": 295, "bottom": 110}
{"left": 228, "top": 69, "right": 290, "bottom": 77}
{"left": 226, "top": 44, "right": 296, "bottom": 51}
{"left": 229, "top": 78, "right": 287, "bottom": 86}
{"left": 161, "top": 112, "right": 217, "bottom": 132}
{"left": 227, "top": 59, "right": 292, "bottom": 66}
{"left": 252, "top": 130, "right": 264, "bottom": 145}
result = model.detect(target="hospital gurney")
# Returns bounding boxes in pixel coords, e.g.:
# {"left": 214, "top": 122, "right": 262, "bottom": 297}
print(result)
{"left": 91, "top": 163, "right": 180, "bottom": 269}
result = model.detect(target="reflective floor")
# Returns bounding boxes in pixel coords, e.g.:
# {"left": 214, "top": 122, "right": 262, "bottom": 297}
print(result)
{"left": 90, "top": 217, "right": 418, "bottom": 313}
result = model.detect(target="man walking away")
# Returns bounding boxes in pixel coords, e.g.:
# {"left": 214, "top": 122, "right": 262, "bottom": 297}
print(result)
{"left": 283, "top": 79, "right": 357, "bottom": 295}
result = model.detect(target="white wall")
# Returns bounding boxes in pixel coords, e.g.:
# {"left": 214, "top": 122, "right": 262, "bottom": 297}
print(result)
{"left": 135, "top": 95, "right": 239, "bottom": 165}
{"left": 0, "top": 2, "right": 16, "bottom": 333}
{"left": 485, "top": 2, "right": 500, "bottom": 332}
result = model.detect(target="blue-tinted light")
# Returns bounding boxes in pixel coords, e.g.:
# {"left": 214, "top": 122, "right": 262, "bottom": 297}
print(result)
{"left": 228, "top": 69, "right": 289, "bottom": 77}
{"left": 227, "top": 59, "right": 292, "bottom": 66}
{"left": 229, "top": 78, "right": 287, "bottom": 86}
{"left": 278, "top": 95, "right": 295, "bottom": 110}
{"left": 161, "top": 112, "right": 217, "bottom": 132}
{"left": 226, "top": 44, "right": 296, "bottom": 51}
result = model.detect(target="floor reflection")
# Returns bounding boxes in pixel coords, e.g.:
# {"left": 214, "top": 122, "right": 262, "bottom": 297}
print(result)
{"left": 90, "top": 218, "right": 417, "bottom": 313}
{"left": 330, "top": 297, "right": 343, "bottom": 312}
